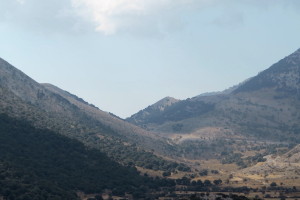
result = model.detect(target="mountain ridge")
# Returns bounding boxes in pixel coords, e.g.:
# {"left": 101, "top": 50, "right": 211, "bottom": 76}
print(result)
{"left": 126, "top": 48, "right": 300, "bottom": 142}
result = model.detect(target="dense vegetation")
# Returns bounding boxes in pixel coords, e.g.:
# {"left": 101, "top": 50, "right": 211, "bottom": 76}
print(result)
{"left": 88, "top": 134, "right": 190, "bottom": 172}
{"left": 0, "top": 114, "right": 171, "bottom": 199}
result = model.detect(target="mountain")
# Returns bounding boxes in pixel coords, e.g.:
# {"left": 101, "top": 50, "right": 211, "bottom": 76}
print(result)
{"left": 126, "top": 48, "right": 300, "bottom": 142}
{"left": 0, "top": 57, "right": 188, "bottom": 172}
{"left": 127, "top": 96, "right": 180, "bottom": 128}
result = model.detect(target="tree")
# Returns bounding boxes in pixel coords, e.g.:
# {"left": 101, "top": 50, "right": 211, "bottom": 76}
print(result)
{"left": 199, "top": 169, "right": 208, "bottom": 176}
{"left": 270, "top": 182, "right": 277, "bottom": 187}
{"left": 163, "top": 171, "right": 171, "bottom": 177}
{"left": 204, "top": 180, "right": 212, "bottom": 186}
{"left": 213, "top": 179, "right": 222, "bottom": 185}
{"left": 95, "top": 195, "right": 103, "bottom": 200}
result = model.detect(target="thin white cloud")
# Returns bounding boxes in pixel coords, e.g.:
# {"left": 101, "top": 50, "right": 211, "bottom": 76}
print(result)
{"left": 70, "top": 0, "right": 300, "bottom": 36}
{"left": 71, "top": 0, "right": 213, "bottom": 35}
{"left": 1, "top": 0, "right": 300, "bottom": 36}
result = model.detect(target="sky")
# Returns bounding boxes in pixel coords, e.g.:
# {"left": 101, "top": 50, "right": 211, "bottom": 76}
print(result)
{"left": 0, "top": 0, "right": 300, "bottom": 118}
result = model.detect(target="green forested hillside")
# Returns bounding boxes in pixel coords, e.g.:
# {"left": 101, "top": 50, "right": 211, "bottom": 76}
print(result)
{"left": 0, "top": 114, "right": 165, "bottom": 200}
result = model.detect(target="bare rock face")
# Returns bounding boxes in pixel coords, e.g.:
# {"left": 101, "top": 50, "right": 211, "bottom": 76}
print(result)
{"left": 282, "top": 144, "right": 300, "bottom": 163}
{"left": 241, "top": 144, "right": 300, "bottom": 175}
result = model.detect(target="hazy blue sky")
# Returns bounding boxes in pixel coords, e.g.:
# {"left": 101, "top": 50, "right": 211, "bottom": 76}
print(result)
{"left": 1, "top": 0, "right": 300, "bottom": 118}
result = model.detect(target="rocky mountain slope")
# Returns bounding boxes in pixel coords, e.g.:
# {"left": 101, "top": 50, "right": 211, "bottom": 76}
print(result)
{"left": 247, "top": 144, "right": 300, "bottom": 173}
{"left": 126, "top": 49, "right": 300, "bottom": 142}
{"left": 237, "top": 144, "right": 300, "bottom": 185}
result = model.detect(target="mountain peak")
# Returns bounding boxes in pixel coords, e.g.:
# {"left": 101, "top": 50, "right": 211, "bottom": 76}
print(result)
{"left": 153, "top": 96, "right": 180, "bottom": 110}
{"left": 286, "top": 48, "right": 300, "bottom": 64}
{"left": 126, "top": 96, "right": 180, "bottom": 125}
{"left": 234, "top": 48, "right": 300, "bottom": 94}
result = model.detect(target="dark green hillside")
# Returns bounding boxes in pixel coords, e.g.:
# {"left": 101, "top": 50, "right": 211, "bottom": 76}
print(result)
{"left": 0, "top": 114, "right": 159, "bottom": 199}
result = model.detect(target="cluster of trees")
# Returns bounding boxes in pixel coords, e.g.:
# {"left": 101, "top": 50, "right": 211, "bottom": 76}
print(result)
{"left": 187, "top": 193, "right": 252, "bottom": 200}
{"left": 89, "top": 132, "right": 190, "bottom": 172}
{"left": 222, "top": 152, "right": 269, "bottom": 168}
{"left": 154, "top": 192, "right": 252, "bottom": 200}
{"left": 221, "top": 153, "right": 247, "bottom": 168}
{"left": 199, "top": 169, "right": 208, "bottom": 176}
{"left": 178, "top": 139, "right": 237, "bottom": 160}
{"left": 173, "top": 177, "right": 223, "bottom": 189}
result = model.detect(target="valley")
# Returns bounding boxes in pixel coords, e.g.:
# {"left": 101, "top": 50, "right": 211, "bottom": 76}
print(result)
{"left": 0, "top": 48, "right": 300, "bottom": 199}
